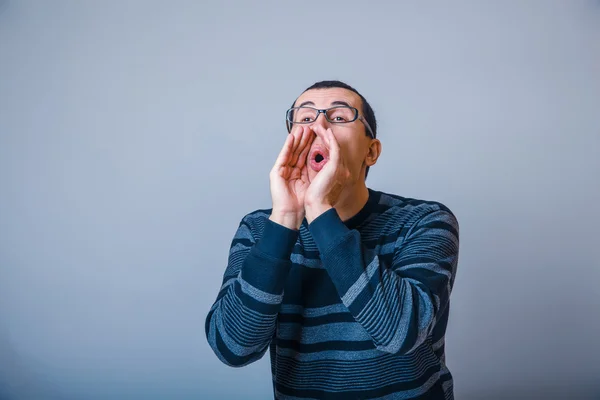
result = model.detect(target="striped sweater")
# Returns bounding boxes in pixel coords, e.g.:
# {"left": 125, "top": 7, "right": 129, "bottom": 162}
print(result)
{"left": 205, "top": 188, "right": 460, "bottom": 399}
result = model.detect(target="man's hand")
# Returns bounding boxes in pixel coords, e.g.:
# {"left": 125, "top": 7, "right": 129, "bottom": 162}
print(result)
{"left": 269, "top": 125, "right": 315, "bottom": 230}
{"left": 305, "top": 125, "right": 351, "bottom": 223}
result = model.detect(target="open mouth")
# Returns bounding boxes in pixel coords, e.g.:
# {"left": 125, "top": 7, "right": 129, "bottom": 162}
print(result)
{"left": 309, "top": 148, "right": 328, "bottom": 172}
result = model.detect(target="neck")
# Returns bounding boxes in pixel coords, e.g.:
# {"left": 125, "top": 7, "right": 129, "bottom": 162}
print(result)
{"left": 334, "top": 181, "right": 370, "bottom": 222}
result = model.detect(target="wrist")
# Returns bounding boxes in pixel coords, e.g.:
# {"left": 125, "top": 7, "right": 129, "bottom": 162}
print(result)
{"left": 269, "top": 210, "right": 304, "bottom": 230}
{"left": 305, "top": 203, "right": 333, "bottom": 224}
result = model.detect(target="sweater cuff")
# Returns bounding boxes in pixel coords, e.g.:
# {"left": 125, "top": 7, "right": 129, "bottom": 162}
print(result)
{"left": 308, "top": 208, "right": 350, "bottom": 254}
{"left": 254, "top": 218, "right": 298, "bottom": 260}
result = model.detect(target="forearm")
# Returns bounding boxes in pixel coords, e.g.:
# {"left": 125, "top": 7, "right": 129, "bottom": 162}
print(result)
{"left": 309, "top": 208, "right": 458, "bottom": 355}
{"left": 206, "top": 218, "right": 298, "bottom": 366}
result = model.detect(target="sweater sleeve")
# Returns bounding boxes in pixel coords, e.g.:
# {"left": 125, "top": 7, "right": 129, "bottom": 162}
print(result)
{"left": 205, "top": 215, "right": 298, "bottom": 366}
{"left": 309, "top": 207, "right": 459, "bottom": 355}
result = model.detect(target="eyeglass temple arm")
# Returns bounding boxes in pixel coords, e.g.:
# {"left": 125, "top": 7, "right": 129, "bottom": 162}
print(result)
{"left": 359, "top": 116, "right": 375, "bottom": 138}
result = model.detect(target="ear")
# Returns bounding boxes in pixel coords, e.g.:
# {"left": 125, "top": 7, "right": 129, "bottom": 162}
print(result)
{"left": 365, "top": 139, "right": 382, "bottom": 167}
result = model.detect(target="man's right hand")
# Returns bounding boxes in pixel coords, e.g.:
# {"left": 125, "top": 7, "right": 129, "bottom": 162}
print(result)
{"left": 269, "top": 125, "right": 315, "bottom": 230}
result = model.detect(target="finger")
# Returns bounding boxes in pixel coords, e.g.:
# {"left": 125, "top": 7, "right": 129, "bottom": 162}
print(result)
{"left": 325, "top": 128, "right": 341, "bottom": 162}
{"left": 298, "top": 125, "right": 314, "bottom": 154}
{"left": 274, "top": 132, "right": 295, "bottom": 168}
{"left": 325, "top": 127, "right": 340, "bottom": 150}
{"left": 291, "top": 124, "right": 303, "bottom": 152}
{"left": 301, "top": 163, "right": 309, "bottom": 183}
{"left": 286, "top": 125, "right": 304, "bottom": 167}
{"left": 294, "top": 125, "right": 315, "bottom": 165}
{"left": 296, "top": 130, "right": 315, "bottom": 168}
{"left": 289, "top": 125, "right": 306, "bottom": 166}
{"left": 293, "top": 126, "right": 314, "bottom": 167}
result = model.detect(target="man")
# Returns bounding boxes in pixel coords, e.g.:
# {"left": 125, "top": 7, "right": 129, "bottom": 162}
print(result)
{"left": 205, "top": 80, "right": 460, "bottom": 399}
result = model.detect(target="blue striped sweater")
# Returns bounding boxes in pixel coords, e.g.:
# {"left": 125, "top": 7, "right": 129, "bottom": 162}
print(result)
{"left": 205, "top": 188, "right": 460, "bottom": 399}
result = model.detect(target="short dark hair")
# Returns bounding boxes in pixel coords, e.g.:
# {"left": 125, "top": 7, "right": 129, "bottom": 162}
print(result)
{"left": 290, "top": 80, "right": 378, "bottom": 179}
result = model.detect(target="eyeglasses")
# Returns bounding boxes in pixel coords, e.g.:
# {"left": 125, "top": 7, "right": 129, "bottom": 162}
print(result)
{"left": 285, "top": 106, "right": 375, "bottom": 138}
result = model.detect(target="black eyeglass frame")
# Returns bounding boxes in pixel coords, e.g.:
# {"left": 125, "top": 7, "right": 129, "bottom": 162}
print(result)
{"left": 285, "top": 106, "right": 375, "bottom": 138}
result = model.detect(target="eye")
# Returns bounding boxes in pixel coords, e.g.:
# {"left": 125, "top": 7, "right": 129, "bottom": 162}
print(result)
{"left": 294, "top": 108, "right": 316, "bottom": 123}
{"left": 328, "top": 107, "right": 354, "bottom": 122}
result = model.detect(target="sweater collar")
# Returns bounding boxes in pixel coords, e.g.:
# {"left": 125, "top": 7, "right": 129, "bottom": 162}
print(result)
{"left": 342, "top": 188, "right": 379, "bottom": 230}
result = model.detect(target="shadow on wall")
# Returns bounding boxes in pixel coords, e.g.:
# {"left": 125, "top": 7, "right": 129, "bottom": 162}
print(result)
{"left": 461, "top": 386, "right": 600, "bottom": 400}
{"left": 0, "top": 324, "right": 67, "bottom": 400}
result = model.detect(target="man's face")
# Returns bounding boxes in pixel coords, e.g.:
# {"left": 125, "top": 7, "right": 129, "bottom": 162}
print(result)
{"left": 292, "top": 87, "right": 379, "bottom": 184}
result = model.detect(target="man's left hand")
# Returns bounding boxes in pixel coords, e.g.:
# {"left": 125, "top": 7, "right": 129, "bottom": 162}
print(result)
{"left": 305, "top": 125, "right": 351, "bottom": 223}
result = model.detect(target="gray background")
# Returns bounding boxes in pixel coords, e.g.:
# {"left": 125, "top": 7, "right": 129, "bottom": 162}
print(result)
{"left": 1, "top": 1, "right": 599, "bottom": 399}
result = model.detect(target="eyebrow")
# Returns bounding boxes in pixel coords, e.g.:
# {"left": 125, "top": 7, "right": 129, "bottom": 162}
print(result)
{"left": 297, "top": 101, "right": 315, "bottom": 107}
{"left": 296, "top": 100, "right": 354, "bottom": 108}
{"left": 330, "top": 101, "right": 352, "bottom": 108}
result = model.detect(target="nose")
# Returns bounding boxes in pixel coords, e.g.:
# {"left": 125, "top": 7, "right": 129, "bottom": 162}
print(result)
{"left": 310, "top": 110, "right": 332, "bottom": 132}
{"left": 308, "top": 122, "right": 331, "bottom": 145}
